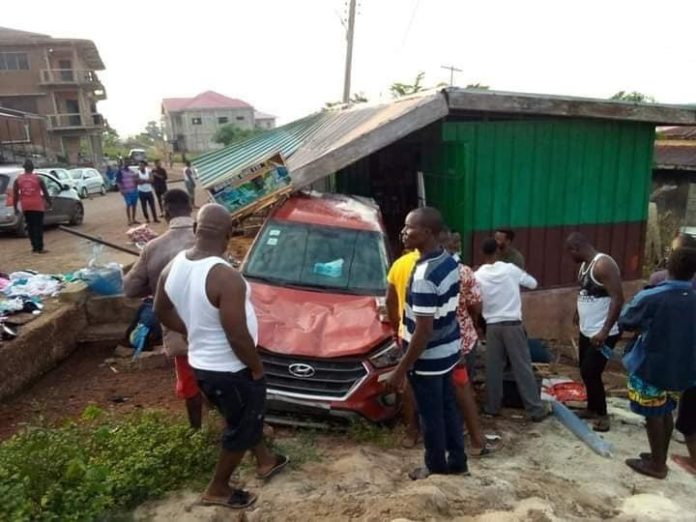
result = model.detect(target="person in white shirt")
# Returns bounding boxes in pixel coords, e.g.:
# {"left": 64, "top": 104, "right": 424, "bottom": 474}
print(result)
{"left": 136, "top": 161, "right": 160, "bottom": 224}
{"left": 154, "top": 204, "right": 287, "bottom": 509}
{"left": 475, "top": 238, "right": 547, "bottom": 421}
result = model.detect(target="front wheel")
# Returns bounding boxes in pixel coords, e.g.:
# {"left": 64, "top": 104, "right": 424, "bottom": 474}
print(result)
{"left": 80, "top": 187, "right": 88, "bottom": 199}
{"left": 99, "top": 184, "right": 106, "bottom": 196}
{"left": 68, "top": 203, "right": 84, "bottom": 226}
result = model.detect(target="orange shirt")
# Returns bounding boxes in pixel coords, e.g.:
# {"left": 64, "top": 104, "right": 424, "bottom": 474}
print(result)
{"left": 16, "top": 173, "right": 46, "bottom": 212}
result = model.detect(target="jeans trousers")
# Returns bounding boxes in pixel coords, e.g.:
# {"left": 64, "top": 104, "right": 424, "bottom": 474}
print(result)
{"left": 408, "top": 369, "right": 466, "bottom": 474}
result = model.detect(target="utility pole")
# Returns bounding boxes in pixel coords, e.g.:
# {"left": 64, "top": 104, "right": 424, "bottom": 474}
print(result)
{"left": 441, "top": 64, "right": 462, "bottom": 86}
{"left": 342, "top": 0, "right": 357, "bottom": 103}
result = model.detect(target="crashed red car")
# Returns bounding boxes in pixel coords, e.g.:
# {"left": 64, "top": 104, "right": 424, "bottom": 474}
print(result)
{"left": 242, "top": 192, "right": 400, "bottom": 423}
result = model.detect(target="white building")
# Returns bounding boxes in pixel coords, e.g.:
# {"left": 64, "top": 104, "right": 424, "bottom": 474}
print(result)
{"left": 161, "top": 90, "right": 276, "bottom": 153}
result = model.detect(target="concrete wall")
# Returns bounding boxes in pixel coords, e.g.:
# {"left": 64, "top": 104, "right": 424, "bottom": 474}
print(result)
{"left": 523, "top": 280, "right": 644, "bottom": 342}
{"left": 168, "top": 107, "right": 256, "bottom": 152}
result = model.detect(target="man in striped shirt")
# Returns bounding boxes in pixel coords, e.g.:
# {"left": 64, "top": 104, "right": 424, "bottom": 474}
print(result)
{"left": 387, "top": 207, "right": 467, "bottom": 480}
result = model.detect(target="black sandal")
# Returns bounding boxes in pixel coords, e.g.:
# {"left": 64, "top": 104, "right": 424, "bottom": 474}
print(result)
{"left": 257, "top": 454, "right": 289, "bottom": 480}
{"left": 200, "top": 488, "right": 258, "bottom": 509}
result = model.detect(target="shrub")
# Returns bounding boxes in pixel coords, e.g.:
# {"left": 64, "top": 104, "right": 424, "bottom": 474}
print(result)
{"left": 0, "top": 408, "right": 217, "bottom": 521}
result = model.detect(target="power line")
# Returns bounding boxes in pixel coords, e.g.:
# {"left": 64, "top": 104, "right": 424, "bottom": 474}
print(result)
{"left": 342, "top": 0, "right": 358, "bottom": 103}
{"left": 441, "top": 64, "right": 462, "bottom": 86}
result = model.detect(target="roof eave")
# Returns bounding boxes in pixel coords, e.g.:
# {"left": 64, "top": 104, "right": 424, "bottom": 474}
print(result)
{"left": 445, "top": 88, "right": 696, "bottom": 126}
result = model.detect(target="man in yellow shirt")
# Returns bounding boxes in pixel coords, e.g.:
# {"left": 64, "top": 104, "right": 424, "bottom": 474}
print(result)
{"left": 386, "top": 249, "right": 420, "bottom": 447}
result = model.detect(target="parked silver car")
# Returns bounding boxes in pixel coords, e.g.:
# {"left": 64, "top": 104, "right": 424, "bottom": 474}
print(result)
{"left": 36, "top": 168, "right": 76, "bottom": 190}
{"left": 69, "top": 168, "right": 107, "bottom": 199}
{"left": 0, "top": 166, "right": 84, "bottom": 236}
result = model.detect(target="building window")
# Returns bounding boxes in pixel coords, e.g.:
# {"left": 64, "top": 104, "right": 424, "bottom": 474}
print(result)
{"left": 218, "top": 117, "right": 229, "bottom": 124}
{"left": 0, "top": 52, "right": 29, "bottom": 70}
{"left": 236, "top": 116, "right": 245, "bottom": 121}
{"left": 191, "top": 117, "right": 202, "bottom": 125}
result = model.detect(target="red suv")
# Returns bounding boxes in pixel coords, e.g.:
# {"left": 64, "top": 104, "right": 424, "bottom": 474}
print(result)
{"left": 242, "top": 192, "right": 401, "bottom": 423}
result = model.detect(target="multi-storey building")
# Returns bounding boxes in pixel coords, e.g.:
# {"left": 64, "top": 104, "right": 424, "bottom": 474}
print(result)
{"left": 162, "top": 90, "right": 276, "bottom": 153}
{"left": 0, "top": 26, "right": 106, "bottom": 164}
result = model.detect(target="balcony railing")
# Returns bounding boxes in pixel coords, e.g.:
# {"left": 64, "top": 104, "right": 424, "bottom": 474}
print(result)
{"left": 39, "top": 69, "right": 103, "bottom": 86}
{"left": 47, "top": 113, "right": 104, "bottom": 131}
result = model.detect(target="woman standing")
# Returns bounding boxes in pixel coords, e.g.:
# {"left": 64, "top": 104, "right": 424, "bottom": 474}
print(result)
{"left": 13, "top": 160, "right": 52, "bottom": 254}
{"left": 136, "top": 161, "right": 159, "bottom": 224}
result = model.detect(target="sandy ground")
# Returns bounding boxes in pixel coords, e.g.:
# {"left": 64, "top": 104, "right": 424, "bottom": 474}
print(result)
{"left": 0, "top": 165, "right": 208, "bottom": 275}
{"left": 134, "top": 403, "right": 696, "bottom": 522}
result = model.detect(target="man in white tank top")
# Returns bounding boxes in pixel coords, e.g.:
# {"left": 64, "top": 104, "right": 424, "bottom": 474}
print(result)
{"left": 566, "top": 233, "right": 624, "bottom": 432}
{"left": 155, "top": 204, "right": 287, "bottom": 509}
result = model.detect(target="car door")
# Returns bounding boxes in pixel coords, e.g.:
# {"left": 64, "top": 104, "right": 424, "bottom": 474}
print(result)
{"left": 87, "top": 169, "right": 102, "bottom": 193}
{"left": 39, "top": 174, "right": 69, "bottom": 223}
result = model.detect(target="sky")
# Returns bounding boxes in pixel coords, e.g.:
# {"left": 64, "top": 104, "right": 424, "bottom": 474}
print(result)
{"left": 4, "top": 0, "right": 696, "bottom": 137}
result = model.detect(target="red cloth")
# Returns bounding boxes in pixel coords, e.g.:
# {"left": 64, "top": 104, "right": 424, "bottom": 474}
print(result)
{"left": 452, "top": 365, "right": 469, "bottom": 387}
{"left": 16, "top": 173, "right": 45, "bottom": 212}
{"left": 174, "top": 355, "right": 200, "bottom": 399}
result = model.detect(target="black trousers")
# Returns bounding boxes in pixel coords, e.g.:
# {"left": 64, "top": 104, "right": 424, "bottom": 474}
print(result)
{"left": 154, "top": 187, "right": 167, "bottom": 214}
{"left": 138, "top": 192, "right": 157, "bottom": 221}
{"left": 579, "top": 333, "right": 620, "bottom": 416}
{"left": 23, "top": 211, "right": 44, "bottom": 252}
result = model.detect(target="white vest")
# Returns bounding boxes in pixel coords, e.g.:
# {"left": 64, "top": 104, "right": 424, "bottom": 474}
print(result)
{"left": 164, "top": 252, "right": 257, "bottom": 372}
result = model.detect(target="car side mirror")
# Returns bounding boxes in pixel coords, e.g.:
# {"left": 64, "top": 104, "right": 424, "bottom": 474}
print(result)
{"left": 61, "top": 184, "right": 70, "bottom": 191}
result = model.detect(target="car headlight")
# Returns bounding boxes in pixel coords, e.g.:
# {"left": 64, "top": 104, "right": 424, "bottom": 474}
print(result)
{"left": 369, "top": 340, "right": 402, "bottom": 369}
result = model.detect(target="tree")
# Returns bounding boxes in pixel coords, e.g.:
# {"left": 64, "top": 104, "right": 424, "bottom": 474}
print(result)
{"left": 145, "top": 120, "right": 163, "bottom": 141}
{"left": 390, "top": 72, "right": 425, "bottom": 98}
{"left": 212, "top": 124, "right": 261, "bottom": 147}
{"left": 102, "top": 125, "right": 121, "bottom": 149}
{"left": 323, "top": 92, "right": 369, "bottom": 110}
{"left": 610, "top": 91, "right": 656, "bottom": 103}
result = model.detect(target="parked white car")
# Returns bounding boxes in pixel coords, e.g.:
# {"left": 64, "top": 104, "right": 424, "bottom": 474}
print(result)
{"left": 36, "top": 168, "right": 76, "bottom": 190}
{"left": 69, "top": 168, "right": 107, "bottom": 198}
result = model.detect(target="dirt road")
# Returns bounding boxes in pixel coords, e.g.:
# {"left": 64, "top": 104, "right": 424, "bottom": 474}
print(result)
{"left": 0, "top": 174, "right": 208, "bottom": 275}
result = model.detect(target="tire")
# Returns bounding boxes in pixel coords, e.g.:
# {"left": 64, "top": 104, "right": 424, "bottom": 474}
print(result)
{"left": 99, "top": 184, "right": 106, "bottom": 196}
{"left": 80, "top": 187, "right": 88, "bottom": 199}
{"left": 68, "top": 203, "right": 84, "bottom": 226}
{"left": 14, "top": 215, "right": 28, "bottom": 237}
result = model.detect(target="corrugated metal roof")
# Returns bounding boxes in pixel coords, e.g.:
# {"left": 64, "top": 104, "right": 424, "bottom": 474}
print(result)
{"left": 194, "top": 92, "right": 448, "bottom": 190}
{"left": 654, "top": 143, "right": 696, "bottom": 170}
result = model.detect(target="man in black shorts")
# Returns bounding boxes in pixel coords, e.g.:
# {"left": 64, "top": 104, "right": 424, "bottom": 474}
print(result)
{"left": 155, "top": 204, "right": 288, "bottom": 509}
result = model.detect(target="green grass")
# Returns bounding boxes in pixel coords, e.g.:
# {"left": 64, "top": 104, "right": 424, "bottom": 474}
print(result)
{"left": 347, "top": 420, "right": 399, "bottom": 448}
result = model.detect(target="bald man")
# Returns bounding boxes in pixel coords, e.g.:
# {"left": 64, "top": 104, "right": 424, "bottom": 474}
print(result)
{"left": 154, "top": 204, "right": 287, "bottom": 509}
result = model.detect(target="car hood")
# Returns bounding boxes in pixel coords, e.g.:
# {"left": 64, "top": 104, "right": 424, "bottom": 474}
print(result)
{"left": 249, "top": 281, "right": 391, "bottom": 358}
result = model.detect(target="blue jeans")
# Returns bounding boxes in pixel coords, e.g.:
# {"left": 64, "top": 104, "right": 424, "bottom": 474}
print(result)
{"left": 408, "top": 369, "right": 466, "bottom": 474}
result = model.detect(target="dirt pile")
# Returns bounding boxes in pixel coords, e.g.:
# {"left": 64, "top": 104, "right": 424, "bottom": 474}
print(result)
{"left": 134, "top": 412, "right": 696, "bottom": 521}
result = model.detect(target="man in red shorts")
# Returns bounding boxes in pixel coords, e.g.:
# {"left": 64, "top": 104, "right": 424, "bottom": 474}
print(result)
{"left": 123, "top": 189, "right": 202, "bottom": 428}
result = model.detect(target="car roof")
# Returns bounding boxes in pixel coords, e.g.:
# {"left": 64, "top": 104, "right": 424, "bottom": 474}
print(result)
{"left": 271, "top": 192, "right": 383, "bottom": 232}
{"left": 0, "top": 166, "right": 23, "bottom": 177}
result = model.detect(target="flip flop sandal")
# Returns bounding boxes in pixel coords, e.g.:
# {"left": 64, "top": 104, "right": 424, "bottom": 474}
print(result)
{"left": 401, "top": 434, "right": 421, "bottom": 449}
{"left": 256, "top": 454, "right": 289, "bottom": 480}
{"left": 471, "top": 439, "right": 503, "bottom": 458}
{"left": 592, "top": 419, "right": 610, "bottom": 432}
{"left": 625, "top": 458, "right": 668, "bottom": 479}
{"left": 672, "top": 455, "right": 696, "bottom": 475}
{"left": 408, "top": 466, "right": 431, "bottom": 480}
{"left": 640, "top": 452, "right": 653, "bottom": 461}
{"left": 200, "top": 488, "right": 258, "bottom": 509}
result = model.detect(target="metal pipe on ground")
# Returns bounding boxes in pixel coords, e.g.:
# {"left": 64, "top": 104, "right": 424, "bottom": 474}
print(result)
{"left": 57, "top": 226, "right": 141, "bottom": 256}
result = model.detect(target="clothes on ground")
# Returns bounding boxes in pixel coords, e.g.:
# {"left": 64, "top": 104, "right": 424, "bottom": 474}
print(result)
{"left": 15, "top": 173, "right": 46, "bottom": 212}
{"left": 126, "top": 224, "right": 159, "bottom": 248}
{"left": 3, "top": 271, "right": 62, "bottom": 298}
{"left": 195, "top": 367, "right": 267, "bottom": 452}
{"left": 497, "top": 246, "right": 525, "bottom": 269}
{"left": 123, "top": 217, "right": 195, "bottom": 358}
{"left": 577, "top": 253, "right": 620, "bottom": 337}
{"left": 165, "top": 252, "right": 257, "bottom": 372}
{"left": 456, "top": 264, "right": 481, "bottom": 355}
{"left": 628, "top": 373, "right": 680, "bottom": 417}
{"left": 579, "top": 333, "right": 620, "bottom": 416}
{"left": 386, "top": 250, "right": 419, "bottom": 336}
{"left": 403, "top": 248, "right": 461, "bottom": 375}
{"left": 475, "top": 261, "right": 537, "bottom": 323}
{"left": 676, "top": 387, "right": 696, "bottom": 437}
{"left": 619, "top": 280, "right": 696, "bottom": 392}
{"left": 408, "top": 369, "right": 466, "bottom": 474}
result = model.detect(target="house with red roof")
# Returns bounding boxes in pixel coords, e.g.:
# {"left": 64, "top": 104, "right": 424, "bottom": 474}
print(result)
{"left": 161, "top": 90, "right": 275, "bottom": 153}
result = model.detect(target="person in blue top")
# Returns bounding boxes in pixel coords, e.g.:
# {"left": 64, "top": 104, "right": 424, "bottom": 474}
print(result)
{"left": 387, "top": 207, "right": 466, "bottom": 480}
{"left": 619, "top": 246, "right": 696, "bottom": 479}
